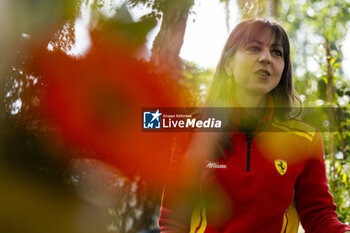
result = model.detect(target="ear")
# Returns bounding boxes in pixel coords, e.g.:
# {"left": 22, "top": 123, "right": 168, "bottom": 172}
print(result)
{"left": 224, "top": 58, "right": 233, "bottom": 76}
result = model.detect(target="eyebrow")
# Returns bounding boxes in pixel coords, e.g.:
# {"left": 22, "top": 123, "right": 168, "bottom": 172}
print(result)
{"left": 249, "top": 40, "right": 283, "bottom": 48}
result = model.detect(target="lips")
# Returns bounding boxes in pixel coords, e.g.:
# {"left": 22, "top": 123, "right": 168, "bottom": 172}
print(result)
{"left": 254, "top": 69, "right": 271, "bottom": 77}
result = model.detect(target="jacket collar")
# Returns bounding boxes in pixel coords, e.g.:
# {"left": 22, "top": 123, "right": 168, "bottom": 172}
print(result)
{"left": 230, "top": 95, "right": 274, "bottom": 135}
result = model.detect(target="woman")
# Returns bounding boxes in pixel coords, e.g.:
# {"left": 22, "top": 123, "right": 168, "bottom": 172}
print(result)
{"left": 159, "top": 18, "right": 350, "bottom": 233}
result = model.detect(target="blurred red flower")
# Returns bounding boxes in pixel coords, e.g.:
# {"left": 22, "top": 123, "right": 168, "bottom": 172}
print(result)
{"left": 32, "top": 30, "right": 188, "bottom": 189}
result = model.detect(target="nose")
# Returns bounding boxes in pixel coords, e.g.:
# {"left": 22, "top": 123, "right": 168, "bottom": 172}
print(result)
{"left": 258, "top": 49, "right": 271, "bottom": 64}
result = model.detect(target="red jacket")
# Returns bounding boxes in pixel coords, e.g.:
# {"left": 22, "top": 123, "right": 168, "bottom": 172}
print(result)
{"left": 159, "top": 113, "right": 350, "bottom": 233}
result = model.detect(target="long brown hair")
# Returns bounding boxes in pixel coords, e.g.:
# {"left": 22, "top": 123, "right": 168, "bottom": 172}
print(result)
{"left": 206, "top": 18, "right": 298, "bottom": 120}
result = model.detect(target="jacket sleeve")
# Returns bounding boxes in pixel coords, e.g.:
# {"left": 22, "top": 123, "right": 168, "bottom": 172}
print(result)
{"left": 158, "top": 133, "right": 198, "bottom": 233}
{"left": 158, "top": 189, "right": 194, "bottom": 233}
{"left": 294, "top": 131, "right": 350, "bottom": 233}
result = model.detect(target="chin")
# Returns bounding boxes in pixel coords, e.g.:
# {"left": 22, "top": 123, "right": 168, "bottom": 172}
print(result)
{"left": 249, "top": 88, "right": 272, "bottom": 96}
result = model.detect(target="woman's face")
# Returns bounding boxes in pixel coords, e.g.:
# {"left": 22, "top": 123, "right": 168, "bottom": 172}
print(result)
{"left": 225, "top": 29, "right": 285, "bottom": 96}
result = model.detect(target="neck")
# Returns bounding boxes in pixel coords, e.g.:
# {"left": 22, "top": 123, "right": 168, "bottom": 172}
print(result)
{"left": 234, "top": 89, "right": 267, "bottom": 118}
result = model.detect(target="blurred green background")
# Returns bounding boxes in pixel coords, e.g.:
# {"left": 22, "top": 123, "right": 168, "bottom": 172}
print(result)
{"left": 0, "top": 0, "right": 349, "bottom": 232}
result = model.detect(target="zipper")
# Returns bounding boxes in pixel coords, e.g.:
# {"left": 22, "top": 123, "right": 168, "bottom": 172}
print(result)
{"left": 246, "top": 134, "right": 253, "bottom": 172}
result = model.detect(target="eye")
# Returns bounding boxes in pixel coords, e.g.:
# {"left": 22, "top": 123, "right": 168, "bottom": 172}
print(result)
{"left": 247, "top": 45, "right": 260, "bottom": 52}
{"left": 272, "top": 49, "right": 283, "bottom": 57}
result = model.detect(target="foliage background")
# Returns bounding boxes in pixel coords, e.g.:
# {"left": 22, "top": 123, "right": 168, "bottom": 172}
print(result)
{"left": 0, "top": 0, "right": 349, "bottom": 232}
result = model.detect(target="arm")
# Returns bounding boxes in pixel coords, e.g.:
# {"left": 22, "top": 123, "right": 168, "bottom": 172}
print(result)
{"left": 159, "top": 133, "right": 220, "bottom": 233}
{"left": 159, "top": 185, "right": 197, "bottom": 233}
{"left": 158, "top": 133, "right": 200, "bottom": 233}
{"left": 294, "top": 132, "right": 350, "bottom": 233}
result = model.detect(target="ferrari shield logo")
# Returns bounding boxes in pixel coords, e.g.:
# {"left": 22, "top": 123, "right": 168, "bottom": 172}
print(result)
{"left": 274, "top": 159, "right": 287, "bottom": 175}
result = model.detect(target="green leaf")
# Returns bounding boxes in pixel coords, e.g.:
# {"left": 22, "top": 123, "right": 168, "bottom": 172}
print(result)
{"left": 343, "top": 173, "right": 347, "bottom": 185}
{"left": 337, "top": 164, "right": 342, "bottom": 173}
{"left": 330, "top": 57, "right": 337, "bottom": 65}
{"left": 333, "top": 63, "right": 340, "bottom": 69}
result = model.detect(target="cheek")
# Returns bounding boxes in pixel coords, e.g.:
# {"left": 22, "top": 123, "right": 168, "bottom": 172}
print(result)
{"left": 232, "top": 66, "right": 247, "bottom": 86}
{"left": 232, "top": 56, "right": 252, "bottom": 83}
{"left": 274, "top": 62, "right": 285, "bottom": 82}
{"left": 277, "top": 61, "right": 285, "bottom": 76}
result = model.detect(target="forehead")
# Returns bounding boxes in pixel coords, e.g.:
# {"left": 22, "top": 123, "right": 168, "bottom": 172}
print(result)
{"left": 246, "top": 28, "right": 283, "bottom": 46}
{"left": 238, "top": 22, "right": 288, "bottom": 47}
